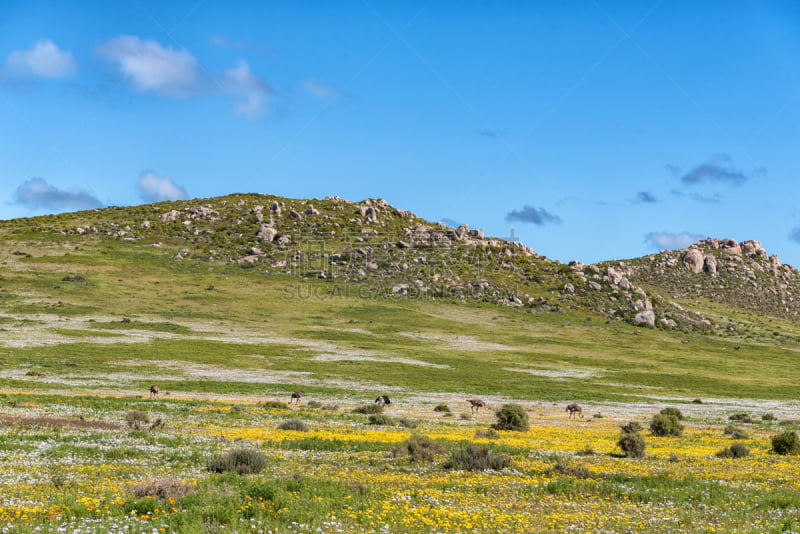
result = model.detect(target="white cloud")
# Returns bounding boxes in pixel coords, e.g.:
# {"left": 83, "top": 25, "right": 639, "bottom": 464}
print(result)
{"left": 13, "top": 177, "right": 102, "bottom": 211}
{"left": 5, "top": 39, "right": 76, "bottom": 78}
{"left": 222, "top": 60, "right": 271, "bottom": 120}
{"left": 97, "top": 36, "right": 201, "bottom": 96}
{"left": 644, "top": 231, "right": 704, "bottom": 251}
{"left": 136, "top": 171, "right": 188, "bottom": 202}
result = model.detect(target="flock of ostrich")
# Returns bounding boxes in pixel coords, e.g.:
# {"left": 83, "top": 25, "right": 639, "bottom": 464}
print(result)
{"left": 148, "top": 386, "right": 583, "bottom": 418}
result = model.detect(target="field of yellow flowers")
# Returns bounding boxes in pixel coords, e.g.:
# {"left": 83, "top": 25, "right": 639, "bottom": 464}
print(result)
{"left": 1, "top": 392, "right": 799, "bottom": 533}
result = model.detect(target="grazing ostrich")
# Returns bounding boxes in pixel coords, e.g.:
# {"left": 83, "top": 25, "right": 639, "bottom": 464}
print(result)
{"left": 375, "top": 395, "right": 391, "bottom": 405}
{"left": 149, "top": 385, "right": 160, "bottom": 399}
{"left": 566, "top": 403, "right": 583, "bottom": 418}
{"left": 290, "top": 391, "right": 305, "bottom": 404}
{"left": 467, "top": 399, "right": 486, "bottom": 413}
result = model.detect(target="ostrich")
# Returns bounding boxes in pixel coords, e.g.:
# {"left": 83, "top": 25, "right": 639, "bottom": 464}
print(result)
{"left": 290, "top": 391, "right": 305, "bottom": 404}
{"left": 467, "top": 399, "right": 486, "bottom": 413}
{"left": 375, "top": 395, "right": 391, "bottom": 405}
{"left": 566, "top": 403, "right": 583, "bottom": 418}
{"left": 149, "top": 385, "right": 160, "bottom": 399}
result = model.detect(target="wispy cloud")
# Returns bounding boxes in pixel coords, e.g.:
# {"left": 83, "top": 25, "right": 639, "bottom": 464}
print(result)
{"left": 209, "top": 35, "right": 273, "bottom": 54}
{"left": 97, "top": 35, "right": 202, "bottom": 96}
{"left": 644, "top": 231, "right": 704, "bottom": 250}
{"left": 789, "top": 226, "right": 800, "bottom": 244}
{"left": 136, "top": 171, "right": 188, "bottom": 202}
{"left": 670, "top": 190, "right": 722, "bottom": 204}
{"left": 505, "top": 205, "right": 561, "bottom": 226}
{"left": 440, "top": 217, "right": 463, "bottom": 228}
{"left": 304, "top": 79, "right": 340, "bottom": 101}
{"left": 222, "top": 60, "right": 271, "bottom": 121}
{"left": 13, "top": 177, "right": 102, "bottom": 211}
{"left": 479, "top": 129, "right": 498, "bottom": 139}
{"left": 5, "top": 39, "right": 76, "bottom": 78}
{"left": 679, "top": 154, "right": 748, "bottom": 186}
{"left": 635, "top": 191, "right": 657, "bottom": 203}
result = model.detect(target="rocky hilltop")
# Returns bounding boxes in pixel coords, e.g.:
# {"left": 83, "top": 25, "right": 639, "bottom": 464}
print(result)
{"left": 3, "top": 194, "right": 797, "bottom": 335}
{"left": 609, "top": 237, "right": 800, "bottom": 325}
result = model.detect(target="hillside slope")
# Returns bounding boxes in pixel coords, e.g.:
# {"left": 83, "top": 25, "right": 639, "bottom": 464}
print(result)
{"left": 9, "top": 192, "right": 788, "bottom": 333}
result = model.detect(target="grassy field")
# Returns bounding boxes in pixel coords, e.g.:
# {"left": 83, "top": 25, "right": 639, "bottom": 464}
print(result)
{"left": 2, "top": 209, "right": 800, "bottom": 532}
{"left": 1, "top": 393, "right": 799, "bottom": 533}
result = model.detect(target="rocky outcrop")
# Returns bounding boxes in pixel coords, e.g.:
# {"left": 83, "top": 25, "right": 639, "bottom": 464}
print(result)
{"left": 682, "top": 249, "right": 705, "bottom": 273}
{"left": 257, "top": 225, "right": 278, "bottom": 242}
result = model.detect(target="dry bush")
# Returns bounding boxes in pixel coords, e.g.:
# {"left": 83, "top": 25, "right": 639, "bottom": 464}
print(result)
{"left": 132, "top": 477, "right": 194, "bottom": 499}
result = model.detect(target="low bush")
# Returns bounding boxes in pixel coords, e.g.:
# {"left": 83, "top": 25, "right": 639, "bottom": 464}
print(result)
{"left": 306, "top": 400, "right": 323, "bottom": 409}
{"left": 723, "top": 425, "right": 749, "bottom": 439}
{"left": 771, "top": 431, "right": 800, "bottom": 455}
{"left": 492, "top": 404, "right": 529, "bottom": 432}
{"left": 617, "top": 431, "right": 646, "bottom": 458}
{"left": 762, "top": 413, "right": 776, "bottom": 422}
{"left": 207, "top": 449, "right": 267, "bottom": 474}
{"left": 692, "top": 398, "right": 703, "bottom": 404}
{"left": 729, "top": 412, "right": 753, "bottom": 423}
{"left": 397, "top": 418, "right": 418, "bottom": 429}
{"left": 132, "top": 477, "right": 194, "bottom": 499}
{"left": 474, "top": 428, "right": 499, "bottom": 439}
{"left": 620, "top": 422, "right": 643, "bottom": 434}
{"left": 263, "top": 401, "right": 287, "bottom": 409}
{"left": 433, "top": 404, "right": 451, "bottom": 413}
{"left": 367, "top": 414, "right": 394, "bottom": 426}
{"left": 277, "top": 419, "right": 309, "bottom": 432}
{"left": 392, "top": 434, "right": 443, "bottom": 462}
{"left": 549, "top": 461, "right": 593, "bottom": 479}
{"left": 444, "top": 443, "right": 512, "bottom": 471}
{"left": 125, "top": 410, "right": 149, "bottom": 430}
{"left": 660, "top": 407, "right": 685, "bottom": 420}
{"left": 650, "top": 414, "right": 684, "bottom": 437}
{"left": 352, "top": 404, "right": 383, "bottom": 415}
{"left": 716, "top": 442, "right": 750, "bottom": 459}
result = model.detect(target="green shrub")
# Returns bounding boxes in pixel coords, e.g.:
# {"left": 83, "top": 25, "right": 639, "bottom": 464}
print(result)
{"left": 620, "top": 421, "right": 642, "bottom": 434}
{"left": 716, "top": 442, "right": 750, "bottom": 458}
{"left": 474, "top": 428, "right": 499, "bottom": 439}
{"left": 392, "top": 434, "right": 443, "bottom": 462}
{"left": 592, "top": 413, "right": 604, "bottom": 419}
{"left": 367, "top": 414, "right": 394, "bottom": 426}
{"left": 125, "top": 410, "right": 149, "bottom": 430}
{"left": 617, "top": 432, "right": 646, "bottom": 458}
{"left": 660, "top": 407, "right": 685, "bottom": 421}
{"left": 277, "top": 419, "right": 309, "bottom": 432}
{"left": 306, "top": 400, "right": 323, "bottom": 409}
{"left": 492, "top": 404, "right": 529, "bottom": 432}
{"left": 650, "top": 414, "right": 684, "bottom": 437}
{"left": 692, "top": 398, "right": 703, "bottom": 404}
{"left": 771, "top": 431, "right": 800, "bottom": 455}
{"left": 762, "top": 413, "right": 776, "bottom": 422}
{"left": 729, "top": 412, "right": 753, "bottom": 423}
{"left": 352, "top": 404, "right": 383, "bottom": 415}
{"left": 433, "top": 404, "right": 451, "bottom": 413}
{"left": 207, "top": 448, "right": 267, "bottom": 474}
{"left": 263, "top": 401, "right": 287, "bottom": 409}
{"left": 723, "top": 425, "right": 749, "bottom": 439}
{"left": 444, "top": 443, "right": 512, "bottom": 471}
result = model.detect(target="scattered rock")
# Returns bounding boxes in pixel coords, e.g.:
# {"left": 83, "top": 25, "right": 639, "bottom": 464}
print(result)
{"left": 633, "top": 310, "right": 656, "bottom": 327}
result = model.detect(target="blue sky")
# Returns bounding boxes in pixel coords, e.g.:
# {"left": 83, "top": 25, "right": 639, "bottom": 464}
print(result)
{"left": 2, "top": 1, "right": 800, "bottom": 266}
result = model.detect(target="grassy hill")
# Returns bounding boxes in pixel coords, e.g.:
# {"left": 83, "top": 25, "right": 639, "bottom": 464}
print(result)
{"left": 1, "top": 193, "right": 799, "bottom": 402}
